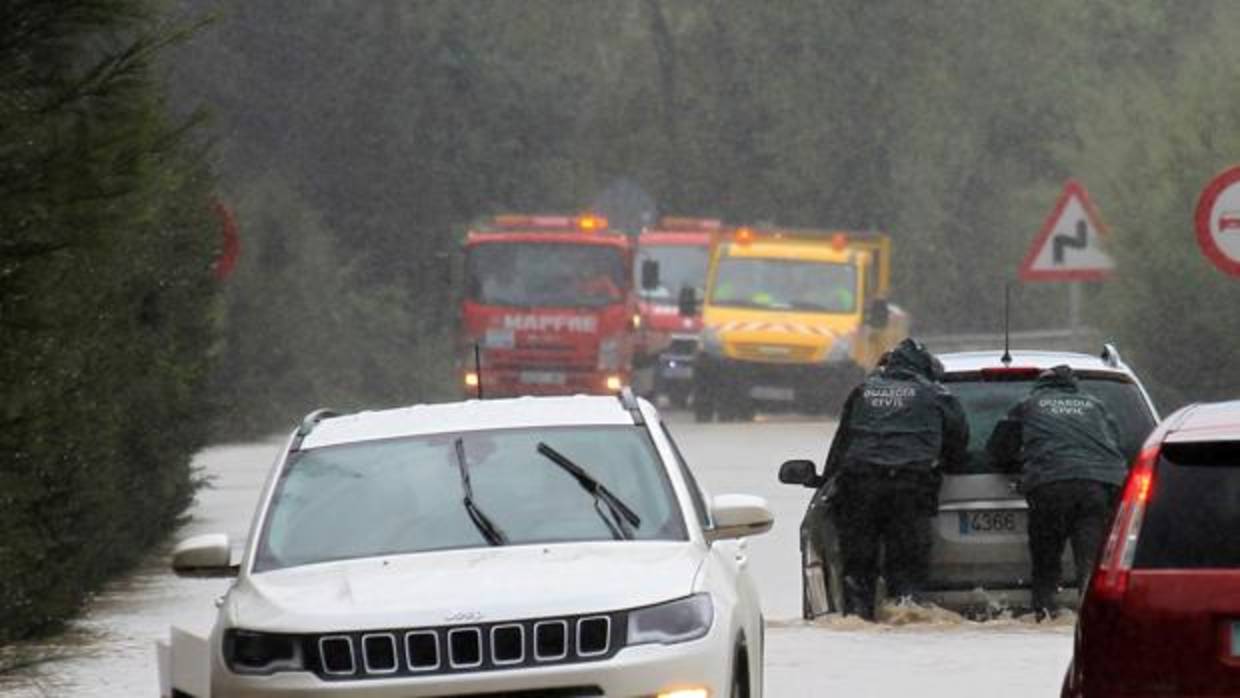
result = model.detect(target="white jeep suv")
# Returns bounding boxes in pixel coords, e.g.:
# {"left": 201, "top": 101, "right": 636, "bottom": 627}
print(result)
{"left": 161, "top": 391, "right": 772, "bottom": 697}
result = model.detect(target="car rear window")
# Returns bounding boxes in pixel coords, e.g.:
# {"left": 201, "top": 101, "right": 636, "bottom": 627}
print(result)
{"left": 1134, "top": 441, "right": 1240, "bottom": 569}
{"left": 942, "top": 373, "right": 1156, "bottom": 475}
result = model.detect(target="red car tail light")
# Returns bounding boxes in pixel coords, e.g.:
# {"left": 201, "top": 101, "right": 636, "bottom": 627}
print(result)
{"left": 1092, "top": 444, "right": 1159, "bottom": 599}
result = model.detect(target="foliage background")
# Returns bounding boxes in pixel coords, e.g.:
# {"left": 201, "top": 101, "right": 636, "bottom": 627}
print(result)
{"left": 172, "top": 0, "right": 1240, "bottom": 433}
{"left": 1, "top": 1, "right": 219, "bottom": 642}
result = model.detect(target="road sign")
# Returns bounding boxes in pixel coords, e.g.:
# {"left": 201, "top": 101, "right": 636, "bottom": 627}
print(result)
{"left": 211, "top": 199, "right": 240, "bottom": 281}
{"left": 1020, "top": 180, "right": 1114, "bottom": 282}
{"left": 1194, "top": 165, "right": 1240, "bottom": 277}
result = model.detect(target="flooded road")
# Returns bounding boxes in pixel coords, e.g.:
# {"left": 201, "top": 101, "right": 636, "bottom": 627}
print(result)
{"left": 2, "top": 416, "right": 1071, "bottom": 697}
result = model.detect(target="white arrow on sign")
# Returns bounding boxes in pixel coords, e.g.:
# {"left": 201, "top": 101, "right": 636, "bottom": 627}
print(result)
{"left": 1020, "top": 180, "right": 1114, "bottom": 282}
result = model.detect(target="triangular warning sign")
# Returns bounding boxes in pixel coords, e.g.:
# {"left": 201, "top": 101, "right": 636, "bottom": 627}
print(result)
{"left": 1020, "top": 180, "right": 1114, "bottom": 282}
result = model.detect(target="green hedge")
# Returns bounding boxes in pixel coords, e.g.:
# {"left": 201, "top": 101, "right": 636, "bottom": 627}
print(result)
{"left": 0, "top": 1, "right": 218, "bottom": 642}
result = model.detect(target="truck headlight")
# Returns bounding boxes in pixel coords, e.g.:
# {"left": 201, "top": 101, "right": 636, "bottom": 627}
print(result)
{"left": 223, "top": 629, "right": 305, "bottom": 675}
{"left": 825, "top": 335, "right": 853, "bottom": 363}
{"left": 699, "top": 326, "right": 723, "bottom": 357}
{"left": 627, "top": 594, "right": 714, "bottom": 646}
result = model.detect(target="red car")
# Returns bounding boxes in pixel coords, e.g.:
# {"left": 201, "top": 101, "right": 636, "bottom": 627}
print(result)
{"left": 1064, "top": 399, "right": 1240, "bottom": 697}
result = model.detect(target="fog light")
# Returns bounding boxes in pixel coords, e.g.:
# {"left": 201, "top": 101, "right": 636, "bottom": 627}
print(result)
{"left": 464, "top": 372, "right": 479, "bottom": 388}
{"left": 657, "top": 689, "right": 709, "bottom": 698}
{"left": 605, "top": 375, "right": 623, "bottom": 392}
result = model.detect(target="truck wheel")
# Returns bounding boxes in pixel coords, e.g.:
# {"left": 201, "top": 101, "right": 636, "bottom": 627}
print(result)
{"left": 693, "top": 386, "right": 715, "bottom": 422}
{"left": 668, "top": 386, "right": 690, "bottom": 409}
{"left": 715, "top": 380, "right": 753, "bottom": 422}
{"left": 736, "top": 398, "right": 757, "bottom": 422}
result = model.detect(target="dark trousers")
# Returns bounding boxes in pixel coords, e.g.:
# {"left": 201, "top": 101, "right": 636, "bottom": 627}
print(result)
{"left": 1027, "top": 479, "right": 1117, "bottom": 612}
{"left": 834, "top": 470, "right": 934, "bottom": 620}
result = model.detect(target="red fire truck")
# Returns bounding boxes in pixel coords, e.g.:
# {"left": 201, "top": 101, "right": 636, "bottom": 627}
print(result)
{"left": 634, "top": 217, "right": 717, "bottom": 407}
{"left": 459, "top": 214, "right": 638, "bottom": 397}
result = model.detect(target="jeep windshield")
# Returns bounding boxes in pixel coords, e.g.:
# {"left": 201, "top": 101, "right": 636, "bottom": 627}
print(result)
{"left": 253, "top": 425, "right": 686, "bottom": 571}
{"left": 943, "top": 371, "right": 1157, "bottom": 475}
{"left": 637, "top": 244, "right": 709, "bottom": 303}
{"left": 467, "top": 242, "right": 627, "bottom": 308}
{"left": 709, "top": 258, "right": 857, "bottom": 313}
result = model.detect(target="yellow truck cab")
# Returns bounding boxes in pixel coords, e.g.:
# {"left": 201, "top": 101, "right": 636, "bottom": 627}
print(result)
{"left": 690, "top": 227, "right": 908, "bottom": 421}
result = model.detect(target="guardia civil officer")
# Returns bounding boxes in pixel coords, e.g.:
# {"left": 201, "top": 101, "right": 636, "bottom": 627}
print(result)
{"left": 986, "top": 364, "right": 1127, "bottom": 620}
{"left": 822, "top": 338, "right": 969, "bottom": 620}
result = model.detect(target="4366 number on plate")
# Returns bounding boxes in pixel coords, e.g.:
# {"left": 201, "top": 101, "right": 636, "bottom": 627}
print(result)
{"left": 959, "top": 510, "right": 1021, "bottom": 535}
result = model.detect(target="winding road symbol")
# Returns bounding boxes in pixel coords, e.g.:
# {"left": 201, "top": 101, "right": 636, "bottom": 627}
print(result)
{"left": 1053, "top": 219, "right": 1089, "bottom": 264}
{"left": 1020, "top": 179, "right": 1113, "bottom": 282}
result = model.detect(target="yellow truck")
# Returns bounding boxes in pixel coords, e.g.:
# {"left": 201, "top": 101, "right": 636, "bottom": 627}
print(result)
{"left": 687, "top": 227, "right": 908, "bottom": 421}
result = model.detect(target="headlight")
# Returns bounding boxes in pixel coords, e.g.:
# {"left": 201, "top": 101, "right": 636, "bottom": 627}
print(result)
{"left": 627, "top": 594, "right": 714, "bottom": 646}
{"left": 223, "top": 629, "right": 305, "bottom": 675}
{"left": 825, "top": 335, "right": 853, "bottom": 363}
{"left": 699, "top": 326, "right": 723, "bottom": 356}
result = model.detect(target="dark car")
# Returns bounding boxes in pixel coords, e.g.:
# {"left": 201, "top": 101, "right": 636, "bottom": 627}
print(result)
{"left": 780, "top": 346, "right": 1159, "bottom": 617}
{"left": 1063, "top": 399, "right": 1240, "bottom": 697}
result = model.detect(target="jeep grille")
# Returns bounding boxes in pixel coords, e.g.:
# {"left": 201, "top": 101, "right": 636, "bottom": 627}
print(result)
{"left": 306, "top": 611, "right": 625, "bottom": 680}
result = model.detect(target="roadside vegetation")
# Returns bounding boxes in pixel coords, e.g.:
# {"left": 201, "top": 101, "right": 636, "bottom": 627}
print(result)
{"left": 0, "top": 1, "right": 218, "bottom": 642}
{"left": 176, "top": 1, "right": 1240, "bottom": 433}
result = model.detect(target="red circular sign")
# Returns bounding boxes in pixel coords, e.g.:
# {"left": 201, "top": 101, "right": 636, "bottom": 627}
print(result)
{"left": 211, "top": 199, "right": 240, "bottom": 281}
{"left": 1194, "top": 165, "right": 1240, "bottom": 277}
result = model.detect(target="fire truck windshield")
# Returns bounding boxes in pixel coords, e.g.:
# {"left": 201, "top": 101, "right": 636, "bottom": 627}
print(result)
{"left": 710, "top": 258, "right": 858, "bottom": 313}
{"left": 467, "top": 242, "right": 627, "bottom": 308}
{"left": 636, "top": 244, "right": 709, "bottom": 303}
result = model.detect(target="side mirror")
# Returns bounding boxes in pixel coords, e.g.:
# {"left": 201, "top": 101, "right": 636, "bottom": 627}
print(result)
{"left": 640, "top": 259, "right": 661, "bottom": 292}
{"left": 778, "top": 459, "right": 820, "bottom": 487}
{"left": 707, "top": 494, "right": 774, "bottom": 542}
{"left": 865, "top": 298, "right": 890, "bottom": 329}
{"left": 678, "top": 285, "right": 699, "bottom": 318}
{"left": 171, "top": 533, "right": 237, "bottom": 578}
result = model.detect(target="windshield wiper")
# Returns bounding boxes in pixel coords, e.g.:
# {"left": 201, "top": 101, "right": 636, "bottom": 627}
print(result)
{"left": 536, "top": 442, "right": 641, "bottom": 540}
{"left": 453, "top": 438, "right": 507, "bottom": 546}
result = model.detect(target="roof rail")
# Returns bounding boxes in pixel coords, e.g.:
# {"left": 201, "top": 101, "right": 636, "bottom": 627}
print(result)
{"left": 618, "top": 387, "right": 645, "bottom": 425}
{"left": 291, "top": 408, "right": 340, "bottom": 450}
{"left": 1101, "top": 343, "right": 1123, "bottom": 369}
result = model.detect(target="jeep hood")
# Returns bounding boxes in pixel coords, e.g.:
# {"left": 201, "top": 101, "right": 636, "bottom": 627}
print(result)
{"left": 225, "top": 541, "right": 704, "bottom": 632}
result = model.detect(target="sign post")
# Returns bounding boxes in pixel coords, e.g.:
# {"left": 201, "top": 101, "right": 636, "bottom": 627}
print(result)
{"left": 1194, "top": 165, "right": 1240, "bottom": 277}
{"left": 1019, "top": 180, "right": 1114, "bottom": 344}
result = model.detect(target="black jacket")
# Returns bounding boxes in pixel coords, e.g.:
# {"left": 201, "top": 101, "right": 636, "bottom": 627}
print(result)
{"left": 987, "top": 365, "right": 1127, "bottom": 491}
{"left": 824, "top": 340, "right": 969, "bottom": 479}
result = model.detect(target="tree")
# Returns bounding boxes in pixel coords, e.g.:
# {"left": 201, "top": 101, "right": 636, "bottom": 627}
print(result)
{"left": 0, "top": 0, "right": 218, "bottom": 641}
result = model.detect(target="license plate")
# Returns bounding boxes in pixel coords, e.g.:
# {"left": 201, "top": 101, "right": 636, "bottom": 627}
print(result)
{"left": 520, "top": 370, "right": 565, "bottom": 385}
{"left": 958, "top": 510, "right": 1024, "bottom": 535}
{"left": 660, "top": 365, "right": 693, "bottom": 380}
{"left": 751, "top": 385, "right": 795, "bottom": 401}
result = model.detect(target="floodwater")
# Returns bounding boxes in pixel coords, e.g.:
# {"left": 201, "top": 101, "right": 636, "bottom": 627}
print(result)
{"left": 1, "top": 417, "right": 1072, "bottom": 697}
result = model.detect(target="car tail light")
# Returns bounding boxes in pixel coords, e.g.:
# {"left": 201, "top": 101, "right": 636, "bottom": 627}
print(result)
{"left": 1092, "top": 443, "right": 1159, "bottom": 599}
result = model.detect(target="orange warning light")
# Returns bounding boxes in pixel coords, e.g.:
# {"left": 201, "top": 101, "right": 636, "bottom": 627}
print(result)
{"left": 734, "top": 227, "right": 755, "bottom": 245}
{"left": 577, "top": 215, "right": 608, "bottom": 232}
{"left": 831, "top": 233, "right": 848, "bottom": 251}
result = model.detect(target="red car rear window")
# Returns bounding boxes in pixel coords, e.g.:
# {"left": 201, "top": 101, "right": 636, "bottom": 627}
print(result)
{"left": 1134, "top": 441, "right": 1240, "bottom": 569}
